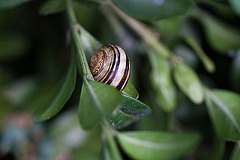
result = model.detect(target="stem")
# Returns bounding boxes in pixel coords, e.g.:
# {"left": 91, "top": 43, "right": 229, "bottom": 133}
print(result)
{"left": 66, "top": 0, "right": 94, "bottom": 80}
{"left": 108, "top": 1, "right": 171, "bottom": 58}
{"left": 185, "top": 36, "right": 215, "bottom": 73}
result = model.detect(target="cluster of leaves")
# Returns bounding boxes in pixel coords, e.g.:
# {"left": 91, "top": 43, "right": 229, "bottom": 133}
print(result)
{"left": 1, "top": 0, "right": 240, "bottom": 159}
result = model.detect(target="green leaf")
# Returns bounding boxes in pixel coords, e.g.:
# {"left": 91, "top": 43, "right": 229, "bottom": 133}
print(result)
{"left": 35, "top": 55, "right": 77, "bottom": 121}
{"left": 108, "top": 110, "right": 135, "bottom": 129}
{"left": 173, "top": 62, "right": 203, "bottom": 104}
{"left": 155, "top": 16, "right": 184, "bottom": 36}
{"left": 116, "top": 131, "right": 200, "bottom": 160}
{"left": 39, "top": 0, "right": 66, "bottom": 15}
{"left": 113, "top": 0, "right": 194, "bottom": 20}
{"left": 205, "top": 89, "right": 240, "bottom": 141}
{"left": 108, "top": 94, "right": 151, "bottom": 129}
{"left": 149, "top": 51, "right": 177, "bottom": 112}
{"left": 78, "top": 79, "right": 122, "bottom": 130}
{"left": 185, "top": 36, "right": 215, "bottom": 73}
{"left": 0, "top": 0, "right": 30, "bottom": 10}
{"left": 229, "top": 0, "right": 240, "bottom": 15}
{"left": 196, "top": 10, "right": 240, "bottom": 54}
{"left": 230, "top": 142, "right": 240, "bottom": 160}
{"left": 119, "top": 94, "right": 151, "bottom": 116}
{"left": 122, "top": 79, "right": 139, "bottom": 99}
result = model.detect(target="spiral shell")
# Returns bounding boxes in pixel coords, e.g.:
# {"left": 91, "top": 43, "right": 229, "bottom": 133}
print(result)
{"left": 89, "top": 44, "right": 130, "bottom": 91}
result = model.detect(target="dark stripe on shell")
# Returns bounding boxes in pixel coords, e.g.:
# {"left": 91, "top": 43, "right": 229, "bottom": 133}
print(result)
{"left": 105, "top": 45, "right": 121, "bottom": 85}
{"left": 116, "top": 53, "right": 130, "bottom": 91}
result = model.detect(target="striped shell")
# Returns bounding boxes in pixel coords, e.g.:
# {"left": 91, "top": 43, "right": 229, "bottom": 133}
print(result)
{"left": 89, "top": 44, "right": 130, "bottom": 91}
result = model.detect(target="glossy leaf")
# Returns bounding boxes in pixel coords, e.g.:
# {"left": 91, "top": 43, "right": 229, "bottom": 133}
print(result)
{"left": 205, "top": 89, "right": 240, "bottom": 141}
{"left": 78, "top": 79, "right": 122, "bottom": 130}
{"left": 108, "top": 110, "right": 135, "bottom": 129}
{"left": 230, "top": 142, "right": 240, "bottom": 160}
{"left": 39, "top": 0, "right": 66, "bottom": 15}
{"left": 122, "top": 79, "right": 139, "bottom": 99}
{"left": 185, "top": 36, "right": 215, "bottom": 73}
{"left": 35, "top": 56, "right": 77, "bottom": 121}
{"left": 0, "top": 0, "right": 30, "bottom": 10}
{"left": 119, "top": 94, "right": 151, "bottom": 116}
{"left": 174, "top": 62, "right": 203, "bottom": 104}
{"left": 149, "top": 51, "right": 177, "bottom": 112}
{"left": 229, "top": 0, "right": 240, "bottom": 15}
{"left": 113, "top": 0, "right": 194, "bottom": 20}
{"left": 197, "top": 11, "right": 240, "bottom": 54}
{"left": 116, "top": 131, "right": 200, "bottom": 160}
{"left": 108, "top": 94, "right": 151, "bottom": 129}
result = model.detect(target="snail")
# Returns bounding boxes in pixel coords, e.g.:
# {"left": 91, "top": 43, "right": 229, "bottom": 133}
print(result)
{"left": 89, "top": 44, "right": 130, "bottom": 91}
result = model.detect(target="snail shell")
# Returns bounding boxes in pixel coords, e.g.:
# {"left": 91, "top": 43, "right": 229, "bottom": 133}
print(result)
{"left": 89, "top": 44, "right": 130, "bottom": 91}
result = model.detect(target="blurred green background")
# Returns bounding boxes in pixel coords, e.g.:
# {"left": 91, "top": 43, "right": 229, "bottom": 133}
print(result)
{"left": 0, "top": 0, "right": 240, "bottom": 159}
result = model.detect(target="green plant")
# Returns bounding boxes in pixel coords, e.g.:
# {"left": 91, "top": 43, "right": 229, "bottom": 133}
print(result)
{"left": 0, "top": 0, "right": 240, "bottom": 159}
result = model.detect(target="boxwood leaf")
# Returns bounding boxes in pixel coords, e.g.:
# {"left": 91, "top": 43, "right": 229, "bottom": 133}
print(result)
{"left": 116, "top": 131, "right": 200, "bottom": 160}
{"left": 108, "top": 94, "right": 151, "bottom": 129}
{"left": 108, "top": 109, "right": 135, "bottom": 129}
{"left": 39, "top": 0, "right": 66, "bottom": 15}
{"left": 122, "top": 79, "right": 139, "bottom": 99}
{"left": 205, "top": 89, "right": 240, "bottom": 141}
{"left": 173, "top": 62, "right": 203, "bottom": 104}
{"left": 35, "top": 55, "right": 76, "bottom": 121}
{"left": 149, "top": 51, "right": 177, "bottom": 112}
{"left": 119, "top": 94, "right": 151, "bottom": 116}
{"left": 78, "top": 79, "right": 122, "bottom": 130}
{"left": 197, "top": 11, "right": 240, "bottom": 54}
{"left": 0, "top": 0, "right": 30, "bottom": 10}
{"left": 113, "top": 0, "right": 194, "bottom": 20}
